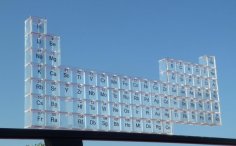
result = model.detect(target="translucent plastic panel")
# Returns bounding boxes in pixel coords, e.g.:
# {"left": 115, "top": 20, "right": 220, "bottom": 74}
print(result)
{"left": 204, "top": 101, "right": 212, "bottom": 112}
{"left": 120, "top": 76, "right": 130, "bottom": 90}
{"left": 60, "top": 113, "right": 73, "bottom": 129}
{"left": 121, "top": 104, "right": 132, "bottom": 118}
{"left": 121, "top": 118, "right": 132, "bottom": 132}
{"left": 108, "top": 75, "right": 119, "bottom": 89}
{"left": 25, "top": 17, "right": 47, "bottom": 34}
{"left": 160, "top": 83, "right": 168, "bottom": 95}
{"left": 206, "top": 112, "right": 213, "bottom": 125}
{"left": 161, "top": 96, "right": 170, "bottom": 108}
{"left": 143, "top": 119, "right": 153, "bottom": 133}
{"left": 162, "top": 108, "right": 171, "bottom": 121}
{"left": 201, "top": 67, "right": 209, "bottom": 77}
{"left": 86, "top": 100, "right": 98, "bottom": 115}
{"left": 74, "top": 69, "right": 85, "bottom": 84}
{"left": 209, "top": 68, "right": 217, "bottom": 78}
{"left": 194, "top": 76, "right": 202, "bottom": 88}
{"left": 189, "top": 111, "right": 197, "bottom": 124}
{"left": 73, "top": 100, "right": 85, "bottom": 114}
{"left": 132, "top": 105, "right": 142, "bottom": 118}
{"left": 180, "top": 110, "right": 188, "bottom": 123}
{"left": 60, "top": 82, "right": 73, "bottom": 97}
{"left": 163, "top": 121, "right": 172, "bottom": 134}
{"left": 73, "top": 114, "right": 85, "bottom": 129}
{"left": 25, "top": 63, "right": 45, "bottom": 80}
{"left": 45, "top": 80, "right": 60, "bottom": 96}
{"left": 141, "top": 93, "right": 151, "bottom": 106}
{"left": 86, "top": 115, "right": 98, "bottom": 130}
{"left": 213, "top": 113, "right": 221, "bottom": 125}
{"left": 186, "top": 87, "right": 195, "bottom": 98}
{"left": 197, "top": 100, "right": 204, "bottom": 111}
{"left": 179, "top": 98, "right": 188, "bottom": 110}
{"left": 142, "top": 106, "right": 152, "bottom": 119}
{"left": 60, "top": 66, "right": 72, "bottom": 83}
{"left": 45, "top": 35, "right": 60, "bottom": 52}
{"left": 177, "top": 74, "right": 185, "bottom": 85}
{"left": 193, "top": 65, "right": 201, "bottom": 76}
{"left": 195, "top": 88, "right": 203, "bottom": 99}
{"left": 25, "top": 94, "right": 45, "bottom": 111}
{"left": 203, "top": 89, "right": 211, "bottom": 100}
{"left": 184, "top": 63, "right": 193, "bottom": 74}
{"left": 188, "top": 99, "right": 196, "bottom": 111}
{"left": 176, "top": 61, "right": 184, "bottom": 73}
{"left": 202, "top": 78, "right": 210, "bottom": 89}
{"left": 141, "top": 79, "right": 150, "bottom": 92}
{"left": 150, "top": 81, "right": 160, "bottom": 94}
{"left": 98, "top": 87, "right": 108, "bottom": 102}
{"left": 85, "top": 86, "right": 97, "bottom": 100}
{"left": 170, "top": 97, "right": 179, "bottom": 109}
{"left": 109, "top": 103, "right": 121, "bottom": 117}
{"left": 25, "top": 49, "right": 45, "bottom": 65}
{"left": 98, "top": 101, "right": 109, "bottom": 116}
{"left": 97, "top": 73, "right": 108, "bottom": 87}
{"left": 109, "top": 89, "right": 120, "bottom": 103}
{"left": 85, "top": 71, "right": 97, "bottom": 86}
{"left": 177, "top": 85, "right": 186, "bottom": 97}
{"left": 211, "top": 90, "right": 219, "bottom": 101}
{"left": 133, "top": 119, "right": 143, "bottom": 133}
{"left": 185, "top": 74, "right": 194, "bottom": 86}
{"left": 131, "top": 91, "right": 141, "bottom": 105}
{"left": 25, "top": 78, "right": 45, "bottom": 95}
{"left": 99, "top": 116, "right": 109, "bottom": 131}
{"left": 25, "top": 110, "right": 45, "bottom": 128}
{"left": 152, "top": 107, "right": 161, "bottom": 120}
{"left": 159, "top": 59, "right": 176, "bottom": 72}
{"left": 120, "top": 90, "right": 131, "bottom": 104}
{"left": 25, "top": 33, "right": 45, "bottom": 49}
{"left": 171, "top": 109, "right": 180, "bottom": 122}
{"left": 110, "top": 117, "right": 121, "bottom": 131}
{"left": 210, "top": 79, "right": 218, "bottom": 90}
{"left": 45, "top": 96, "right": 60, "bottom": 112}
{"left": 153, "top": 120, "right": 163, "bottom": 134}
{"left": 212, "top": 102, "right": 220, "bottom": 112}
{"left": 73, "top": 84, "right": 85, "bottom": 100}
{"left": 197, "top": 112, "right": 205, "bottom": 124}
{"left": 60, "top": 99, "right": 73, "bottom": 113}
{"left": 46, "top": 112, "right": 59, "bottom": 128}
{"left": 46, "top": 51, "right": 61, "bottom": 66}
{"left": 169, "top": 84, "right": 178, "bottom": 96}
{"left": 45, "top": 65, "right": 60, "bottom": 81}
{"left": 151, "top": 94, "right": 160, "bottom": 107}
{"left": 130, "top": 78, "right": 140, "bottom": 91}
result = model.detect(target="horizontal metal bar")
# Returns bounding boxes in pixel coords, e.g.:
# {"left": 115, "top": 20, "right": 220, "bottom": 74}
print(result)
{"left": 0, "top": 128, "right": 235, "bottom": 145}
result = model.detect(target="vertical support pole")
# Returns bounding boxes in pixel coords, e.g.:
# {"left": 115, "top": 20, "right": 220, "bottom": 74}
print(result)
{"left": 44, "top": 139, "right": 83, "bottom": 146}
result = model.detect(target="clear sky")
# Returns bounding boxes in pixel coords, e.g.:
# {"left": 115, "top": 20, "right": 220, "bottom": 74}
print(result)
{"left": 0, "top": 0, "right": 236, "bottom": 145}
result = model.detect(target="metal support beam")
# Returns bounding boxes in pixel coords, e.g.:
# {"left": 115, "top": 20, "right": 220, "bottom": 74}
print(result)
{"left": 0, "top": 128, "right": 235, "bottom": 145}
{"left": 44, "top": 139, "right": 83, "bottom": 146}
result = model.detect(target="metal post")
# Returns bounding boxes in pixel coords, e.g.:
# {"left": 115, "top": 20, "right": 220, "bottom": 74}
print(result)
{"left": 44, "top": 139, "right": 83, "bottom": 146}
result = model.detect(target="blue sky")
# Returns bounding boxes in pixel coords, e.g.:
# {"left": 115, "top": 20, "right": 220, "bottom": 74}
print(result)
{"left": 0, "top": 0, "right": 236, "bottom": 145}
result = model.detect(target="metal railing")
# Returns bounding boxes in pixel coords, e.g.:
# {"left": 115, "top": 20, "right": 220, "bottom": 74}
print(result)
{"left": 0, "top": 128, "right": 235, "bottom": 146}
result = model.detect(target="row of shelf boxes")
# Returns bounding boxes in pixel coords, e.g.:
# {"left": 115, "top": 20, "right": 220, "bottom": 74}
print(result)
{"left": 25, "top": 49, "right": 61, "bottom": 66}
{"left": 160, "top": 71, "right": 218, "bottom": 89}
{"left": 25, "top": 16, "right": 47, "bottom": 35}
{"left": 159, "top": 56, "right": 216, "bottom": 75}
{"left": 25, "top": 64, "right": 219, "bottom": 96}
{"left": 25, "top": 94, "right": 221, "bottom": 118}
{"left": 25, "top": 32, "right": 60, "bottom": 52}
{"left": 25, "top": 110, "right": 220, "bottom": 132}
{"left": 25, "top": 111, "right": 173, "bottom": 134}
{"left": 25, "top": 78, "right": 220, "bottom": 102}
